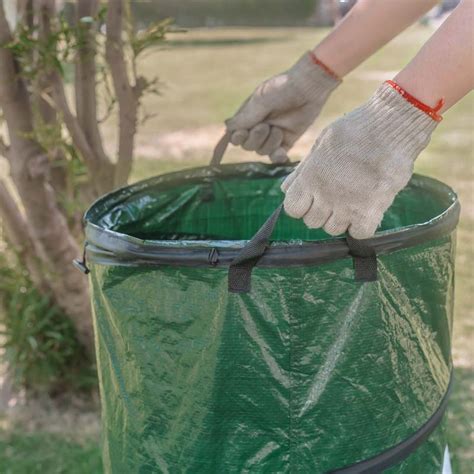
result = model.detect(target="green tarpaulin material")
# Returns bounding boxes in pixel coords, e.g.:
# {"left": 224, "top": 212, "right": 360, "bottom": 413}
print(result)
{"left": 81, "top": 162, "right": 459, "bottom": 473}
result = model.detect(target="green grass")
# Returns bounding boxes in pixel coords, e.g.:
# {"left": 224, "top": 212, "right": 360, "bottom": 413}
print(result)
{"left": 1, "top": 25, "right": 473, "bottom": 473}
{"left": 0, "top": 431, "right": 102, "bottom": 474}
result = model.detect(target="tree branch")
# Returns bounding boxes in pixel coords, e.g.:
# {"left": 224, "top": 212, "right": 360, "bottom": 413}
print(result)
{"left": 36, "top": 0, "right": 113, "bottom": 195}
{"left": 34, "top": 0, "right": 70, "bottom": 198}
{"left": 0, "top": 182, "right": 28, "bottom": 246}
{"left": 16, "top": 0, "right": 34, "bottom": 29}
{"left": 36, "top": 0, "right": 58, "bottom": 124}
{"left": 0, "top": 136, "right": 9, "bottom": 157}
{"left": 106, "top": 0, "right": 140, "bottom": 187}
{"left": 49, "top": 71, "right": 113, "bottom": 193}
{"left": 75, "top": 0, "right": 110, "bottom": 168}
{"left": 0, "top": 180, "right": 50, "bottom": 294}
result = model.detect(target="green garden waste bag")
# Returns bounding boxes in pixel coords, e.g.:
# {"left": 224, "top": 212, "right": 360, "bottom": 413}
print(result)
{"left": 79, "top": 152, "right": 459, "bottom": 473}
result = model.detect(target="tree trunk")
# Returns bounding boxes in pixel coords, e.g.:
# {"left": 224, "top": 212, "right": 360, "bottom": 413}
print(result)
{"left": 106, "top": 0, "right": 140, "bottom": 187}
{"left": 75, "top": 0, "right": 110, "bottom": 170}
{"left": 0, "top": 2, "right": 94, "bottom": 354}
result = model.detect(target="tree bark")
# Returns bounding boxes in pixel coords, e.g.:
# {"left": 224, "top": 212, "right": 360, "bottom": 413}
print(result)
{"left": 106, "top": 0, "right": 140, "bottom": 187}
{"left": 16, "top": 0, "right": 34, "bottom": 29}
{"left": 50, "top": 71, "right": 114, "bottom": 194}
{"left": 35, "top": 0, "right": 114, "bottom": 195}
{"left": 0, "top": 181, "right": 50, "bottom": 294}
{"left": 75, "top": 0, "right": 111, "bottom": 175}
{"left": 0, "top": 137, "right": 8, "bottom": 156}
{"left": 0, "top": 2, "right": 94, "bottom": 354}
{"left": 36, "top": 0, "right": 69, "bottom": 197}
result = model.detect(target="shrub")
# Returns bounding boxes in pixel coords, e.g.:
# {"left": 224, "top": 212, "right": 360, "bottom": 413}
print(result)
{"left": 0, "top": 249, "right": 96, "bottom": 394}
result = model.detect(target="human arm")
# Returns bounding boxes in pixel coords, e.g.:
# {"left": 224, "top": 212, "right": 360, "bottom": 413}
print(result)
{"left": 282, "top": 0, "right": 474, "bottom": 239}
{"left": 226, "top": 0, "right": 439, "bottom": 162}
{"left": 313, "top": 0, "right": 440, "bottom": 77}
{"left": 394, "top": 0, "right": 474, "bottom": 111}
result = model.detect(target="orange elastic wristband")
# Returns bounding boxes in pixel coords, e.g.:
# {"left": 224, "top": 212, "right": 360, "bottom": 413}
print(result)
{"left": 308, "top": 51, "right": 341, "bottom": 81}
{"left": 385, "top": 80, "right": 444, "bottom": 122}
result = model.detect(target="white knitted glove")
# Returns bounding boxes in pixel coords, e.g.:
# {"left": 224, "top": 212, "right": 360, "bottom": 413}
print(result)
{"left": 226, "top": 52, "right": 341, "bottom": 163}
{"left": 281, "top": 82, "right": 439, "bottom": 239}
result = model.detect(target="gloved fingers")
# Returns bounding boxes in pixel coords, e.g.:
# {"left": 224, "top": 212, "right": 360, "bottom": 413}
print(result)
{"left": 267, "top": 107, "right": 310, "bottom": 144}
{"left": 280, "top": 169, "right": 299, "bottom": 193}
{"left": 323, "top": 212, "right": 350, "bottom": 236}
{"left": 283, "top": 181, "right": 313, "bottom": 218}
{"left": 348, "top": 216, "right": 381, "bottom": 240}
{"left": 243, "top": 123, "right": 271, "bottom": 151}
{"left": 257, "top": 126, "right": 283, "bottom": 156}
{"left": 303, "top": 204, "right": 332, "bottom": 229}
{"left": 270, "top": 147, "right": 290, "bottom": 164}
{"left": 230, "top": 130, "right": 249, "bottom": 147}
{"left": 225, "top": 100, "right": 268, "bottom": 131}
{"left": 281, "top": 157, "right": 309, "bottom": 192}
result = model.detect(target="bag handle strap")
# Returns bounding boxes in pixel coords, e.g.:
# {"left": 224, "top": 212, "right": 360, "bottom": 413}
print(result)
{"left": 228, "top": 205, "right": 284, "bottom": 292}
{"left": 228, "top": 205, "right": 378, "bottom": 293}
{"left": 210, "top": 131, "right": 232, "bottom": 166}
{"left": 208, "top": 133, "right": 378, "bottom": 292}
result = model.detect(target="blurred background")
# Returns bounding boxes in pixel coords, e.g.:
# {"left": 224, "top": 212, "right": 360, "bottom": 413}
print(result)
{"left": 0, "top": 1, "right": 471, "bottom": 472}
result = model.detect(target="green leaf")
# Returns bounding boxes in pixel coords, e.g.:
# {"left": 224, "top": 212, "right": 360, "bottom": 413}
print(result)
{"left": 79, "top": 16, "right": 94, "bottom": 24}
{"left": 27, "top": 336, "right": 38, "bottom": 351}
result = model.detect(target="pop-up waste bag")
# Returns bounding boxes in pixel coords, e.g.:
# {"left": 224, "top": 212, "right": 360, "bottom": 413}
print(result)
{"left": 78, "top": 139, "right": 459, "bottom": 473}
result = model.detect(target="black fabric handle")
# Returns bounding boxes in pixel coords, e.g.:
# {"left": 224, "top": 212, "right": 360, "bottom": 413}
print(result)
{"left": 346, "top": 235, "right": 378, "bottom": 283}
{"left": 228, "top": 205, "right": 378, "bottom": 293}
{"left": 228, "top": 205, "right": 284, "bottom": 293}
{"left": 209, "top": 134, "right": 378, "bottom": 291}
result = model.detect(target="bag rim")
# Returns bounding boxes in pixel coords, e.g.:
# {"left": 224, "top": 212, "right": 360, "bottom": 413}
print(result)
{"left": 83, "top": 162, "right": 460, "bottom": 268}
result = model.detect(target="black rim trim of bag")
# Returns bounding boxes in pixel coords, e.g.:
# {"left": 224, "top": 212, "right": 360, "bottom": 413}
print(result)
{"left": 82, "top": 162, "right": 460, "bottom": 269}
{"left": 328, "top": 373, "right": 453, "bottom": 474}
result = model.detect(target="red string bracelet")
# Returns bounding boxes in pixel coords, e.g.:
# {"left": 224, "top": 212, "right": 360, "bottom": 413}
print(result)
{"left": 308, "top": 51, "right": 342, "bottom": 81}
{"left": 385, "top": 80, "right": 444, "bottom": 122}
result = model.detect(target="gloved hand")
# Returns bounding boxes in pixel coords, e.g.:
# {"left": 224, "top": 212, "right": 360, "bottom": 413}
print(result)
{"left": 226, "top": 52, "right": 341, "bottom": 163}
{"left": 281, "top": 81, "right": 440, "bottom": 239}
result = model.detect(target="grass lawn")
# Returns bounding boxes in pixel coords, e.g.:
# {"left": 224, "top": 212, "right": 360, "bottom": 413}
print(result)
{"left": 0, "top": 432, "right": 102, "bottom": 474}
{"left": 1, "top": 25, "right": 473, "bottom": 473}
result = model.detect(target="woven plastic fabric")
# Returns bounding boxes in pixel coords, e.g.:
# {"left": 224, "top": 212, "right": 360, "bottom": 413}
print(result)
{"left": 85, "top": 163, "right": 458, "bottom": 473}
